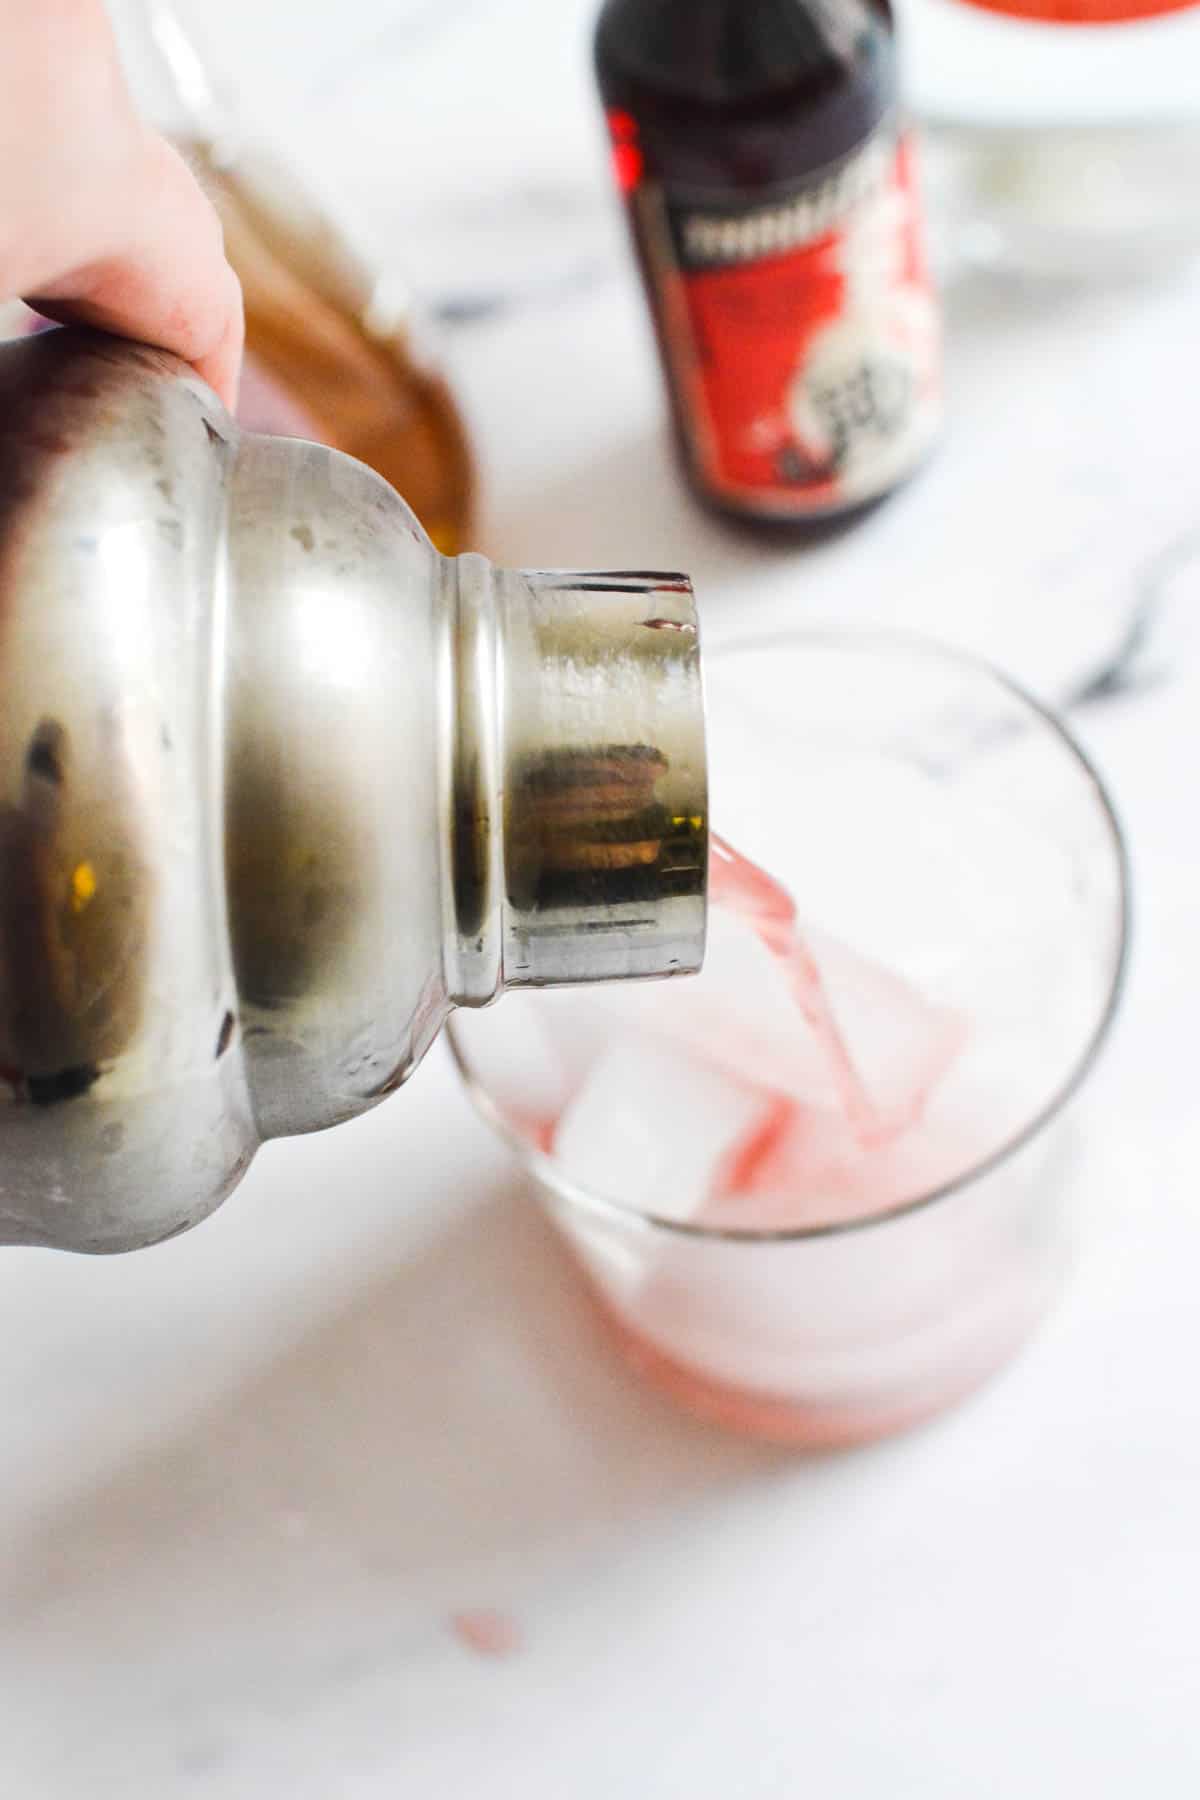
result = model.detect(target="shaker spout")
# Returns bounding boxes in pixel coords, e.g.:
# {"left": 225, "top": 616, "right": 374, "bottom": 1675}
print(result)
{"left": 457, "top": 561, "right": 708, "bottom": 996}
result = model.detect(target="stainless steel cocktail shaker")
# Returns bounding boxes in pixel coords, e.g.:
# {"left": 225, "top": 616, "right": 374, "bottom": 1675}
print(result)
{"left": 0, "top": 328, "right": 706, "bottom": 1252}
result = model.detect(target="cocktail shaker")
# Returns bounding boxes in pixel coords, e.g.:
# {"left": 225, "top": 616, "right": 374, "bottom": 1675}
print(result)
{"left": 0, "top": 328, "right": 706, "bottom": 1252}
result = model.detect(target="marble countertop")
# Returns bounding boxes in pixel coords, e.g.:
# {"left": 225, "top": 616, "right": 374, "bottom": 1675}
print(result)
{"left": 6, "top": 2, "right": 1200, "bottom": 1793}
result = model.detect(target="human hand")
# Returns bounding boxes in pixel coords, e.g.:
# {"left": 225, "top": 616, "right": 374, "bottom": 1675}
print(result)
{"left": 0, "top": 0, "right": 242, "bottom": 408}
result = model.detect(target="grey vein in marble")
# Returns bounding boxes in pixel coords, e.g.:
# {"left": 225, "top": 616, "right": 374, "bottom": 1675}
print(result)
{"left": 1065, "top": 523, "right": 1200, "bottom": 712}
{"left": 304, "top": 0, "right": 488, "bottom": 104}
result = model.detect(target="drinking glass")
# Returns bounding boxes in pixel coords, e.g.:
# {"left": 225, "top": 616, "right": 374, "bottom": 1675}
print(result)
{"left": 450, "top": 633, "right": 1129, "bottom": 1446}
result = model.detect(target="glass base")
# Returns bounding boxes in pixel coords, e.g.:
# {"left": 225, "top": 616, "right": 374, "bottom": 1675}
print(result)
{"left": 594, "top": 1285, "right": 1055, "bottom": 1449}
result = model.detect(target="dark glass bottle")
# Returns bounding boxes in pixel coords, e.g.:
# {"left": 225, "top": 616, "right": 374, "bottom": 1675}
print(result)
{"left": 595, "top": 0, "right": 940, "bottom": 532}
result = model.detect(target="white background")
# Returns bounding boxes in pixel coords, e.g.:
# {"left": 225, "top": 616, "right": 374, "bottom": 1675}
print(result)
{"left": 4, "top": 2, "right": 1200, "bottom": 1793}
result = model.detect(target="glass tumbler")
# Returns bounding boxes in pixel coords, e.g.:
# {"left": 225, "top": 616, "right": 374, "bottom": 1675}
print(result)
{"left": 450, "top": 634, "right": 1129, "bottom": 1447}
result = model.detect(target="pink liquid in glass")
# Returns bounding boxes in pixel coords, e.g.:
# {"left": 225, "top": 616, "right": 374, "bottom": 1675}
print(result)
{"left": 708, "top": 835, "right": 880, "bottom": 1142}
{"left": 536, "top": 834, "right": 969, "bottom": 1233}
{"left": 679, "top": 835, "right": 966, "bottom": 1230}
{"left": 537, "top": 836, "right": 1023, "bottom": 1445}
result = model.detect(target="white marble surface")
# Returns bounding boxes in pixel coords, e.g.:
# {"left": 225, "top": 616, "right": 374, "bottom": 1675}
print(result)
{"left": 6, "top": 2, "right": 1200, "bottom": 1793}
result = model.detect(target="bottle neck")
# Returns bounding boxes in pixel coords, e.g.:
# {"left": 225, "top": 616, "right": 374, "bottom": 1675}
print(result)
{"left": 441, "top": 554, "right": 708, "bottom": 1006}
{"left": 597, "top": 0, "right": 895, "bottom": 188}
{"left": 597, "top": 0, "right": 892, "bottom": 107}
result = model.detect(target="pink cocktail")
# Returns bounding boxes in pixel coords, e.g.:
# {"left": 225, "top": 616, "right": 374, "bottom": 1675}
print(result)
{"left": 451, "top": 634, "right": 1127, "bottom": 1446}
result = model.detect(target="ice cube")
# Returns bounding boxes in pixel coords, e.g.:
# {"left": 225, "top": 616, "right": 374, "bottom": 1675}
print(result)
{"left": 585, "top": 905, "right": 964, "bottom": 1146}
{"left": 708, "top": 1097, "right": 974, "bottom": 1230}
{"left": 452, "top": 988, "right": 611, "bottom": 1148}
{"left": 585, "top": 907, "right": 849, "bottom": 1113}
{"left": 796, "top": 923, "right": 967, "bottom": 1142}
{"left": 553, "top": 1039, "right": 776, "bottom": 1224}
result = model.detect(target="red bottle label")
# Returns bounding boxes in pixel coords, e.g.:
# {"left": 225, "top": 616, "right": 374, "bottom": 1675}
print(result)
{"left": 632, "top": 127, "right": 941, "bottom": 517}
{"left": 952, "top": 0, "right": 1196, "bottom": 21}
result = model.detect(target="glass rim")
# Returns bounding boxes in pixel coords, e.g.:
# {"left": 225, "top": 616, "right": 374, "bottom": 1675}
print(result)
{"left": 448, "top": 626, "right": 1131, "bottom": 1244}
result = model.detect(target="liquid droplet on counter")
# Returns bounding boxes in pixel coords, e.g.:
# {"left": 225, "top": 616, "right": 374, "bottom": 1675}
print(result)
{"left": 449, "top": 1609, "right": 522, "bottom": 1659}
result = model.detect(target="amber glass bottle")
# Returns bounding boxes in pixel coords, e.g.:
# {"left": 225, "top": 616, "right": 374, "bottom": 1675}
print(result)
{"left": 194, "top": 147, "right": 475, "bottom": 555}
{"left": 114, "top": 0, "right": 476, "bottom": 553}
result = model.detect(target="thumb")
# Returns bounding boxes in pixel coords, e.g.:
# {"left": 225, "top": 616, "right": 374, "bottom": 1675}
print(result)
{"left": 28, "top": 128, "right": 244, "bottom": 413}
